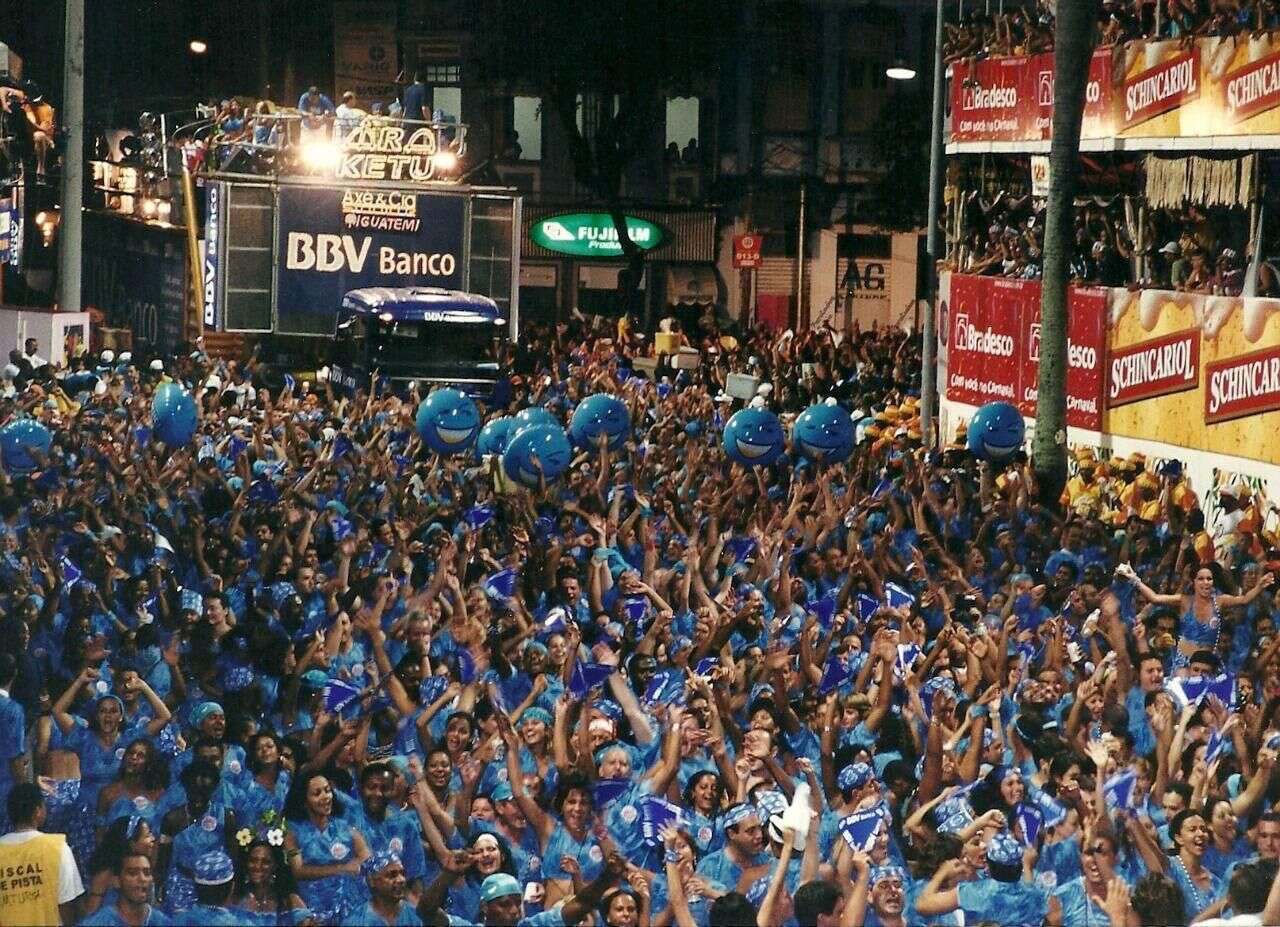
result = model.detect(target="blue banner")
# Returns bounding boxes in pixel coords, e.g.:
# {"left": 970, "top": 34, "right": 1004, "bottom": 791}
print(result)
{"left": 276, "top": 186, "right": 466, "bottom": 332}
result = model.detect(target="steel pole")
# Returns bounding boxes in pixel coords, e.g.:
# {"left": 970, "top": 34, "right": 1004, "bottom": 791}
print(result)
{"left": 921, "top": 0, "right": 944, "bottom": 446}
{"left": 58, "top": 0, "right": 85, "bottom": 311}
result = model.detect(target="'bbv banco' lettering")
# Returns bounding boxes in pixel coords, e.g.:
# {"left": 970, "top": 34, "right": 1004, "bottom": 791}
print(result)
{"left": 285, "top": 232, "right": 456, "bottom": 277}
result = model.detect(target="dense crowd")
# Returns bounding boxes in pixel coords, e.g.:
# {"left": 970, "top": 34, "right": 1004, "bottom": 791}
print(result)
{"left": 3, "top": 317, "right": 1280, "bottom": 927}
{"left": 944, "top": 0, "right": 1280, "bottom": 62}
{"left": 951, "top": 190, "right": 1277, "bottom": 296}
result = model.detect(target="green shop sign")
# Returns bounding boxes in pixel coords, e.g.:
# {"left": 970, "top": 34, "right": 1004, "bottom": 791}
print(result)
{"left": 531, "top": 212, "right": 666, "bottom": 257}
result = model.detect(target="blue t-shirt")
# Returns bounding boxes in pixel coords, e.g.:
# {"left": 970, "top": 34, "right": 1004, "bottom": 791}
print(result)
{"left": 956, "top": 877, "right": 1049, "bottom": 927}
{"left": 77, "top": 904, "right": 173, "bottom": 926}
{"left": 349, "top": 899, "right": 424, "bottom": 926}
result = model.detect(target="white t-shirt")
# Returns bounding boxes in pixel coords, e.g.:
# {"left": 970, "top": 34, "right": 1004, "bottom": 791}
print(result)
{"left": 0, "top": 830, "right": 85, "bottom": 903}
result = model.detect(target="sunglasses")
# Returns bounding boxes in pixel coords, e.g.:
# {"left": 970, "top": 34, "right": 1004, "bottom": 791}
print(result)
{"left": 1082, "top": 844, "right": 1112, "bottom": 856}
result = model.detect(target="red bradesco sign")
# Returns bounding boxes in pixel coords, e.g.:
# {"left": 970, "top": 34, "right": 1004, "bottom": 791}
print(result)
{"left": 1020, "top": 285, "right": 1106, "bottom": 430}
{"left": 945, "top": 275, "right": 1106, "bottom": 430}
{"left": 946, "top": 275, "right": 1021, "bottom": 405}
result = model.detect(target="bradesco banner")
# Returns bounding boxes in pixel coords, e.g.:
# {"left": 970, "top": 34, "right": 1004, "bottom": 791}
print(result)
{"left": 942, "top": 275, "right": 1106, "bottom": 429}
{"left": 947, "top": 32, "right": 1280, "bottom": 142}
{"left": 1105, "top": 288, "right": 1280, "bottom": 466}
{"left": 949, "top": 55, "right": 1035, "bottom": 142}
{"left": 945, "top": 274, "right": 1020, "bottom": 403}
{"left": 276, "top": 186, "right": 465, "bottom": 325}
{"left": 1020, "top": 283, "right": 1106, "bottom": 430}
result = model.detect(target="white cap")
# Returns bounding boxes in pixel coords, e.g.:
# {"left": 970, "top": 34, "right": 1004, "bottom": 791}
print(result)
{"left": 204, "top": 375, "right": 222, "bottom": 391}
{"left": 227, "top": 416, "right": 241, "bottom": 428}
{"left": 322, "top": 426, "right": 337, "bottom": 441}
{"left": 118, "top": 352, "right": 132, "bottom": 364}
{"left": 94, "top": 380, "right": 108, "bottom": 396}
{"left": 149, "top": 359, "right": 164, "bottom": 371}
{"left": 100, "top": 350, "right": 115, "bottom": 364}
{"left": 756, "top": 383, "right": 773, "bottom": 396}
{"left": 2, "top": 364, "right": 17, "bottom": 379}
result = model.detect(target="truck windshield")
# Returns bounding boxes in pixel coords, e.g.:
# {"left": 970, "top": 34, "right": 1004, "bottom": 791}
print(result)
{"left": 366, "top": 319, "right": 497, "bottom": 372}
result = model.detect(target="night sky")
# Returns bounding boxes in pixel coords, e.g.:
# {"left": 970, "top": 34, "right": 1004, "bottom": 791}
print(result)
{"left": 6, "top": 0, "right": 336, "bottom": 126}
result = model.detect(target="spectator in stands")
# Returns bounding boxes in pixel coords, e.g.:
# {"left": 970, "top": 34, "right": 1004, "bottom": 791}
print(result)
{"left": 1182, "top": 247, "right": 1215, "bottom": 292}
{"left": 334, "top": 91, "right": 365, "bottom": 140}
{"left": 297, "top": 86, "right": 335, "bottom": 139}
{"left": 402, "top": 73, "right": 429, "bottom": 122}
{"left": 1153, "top": 241, "right": 1183, "bottom": 289}
{"left": 1215, "top": 247, "right": 1246, "bottom": 295}
{"left": 250, "top": 102, "right": 280, "bottom": 148}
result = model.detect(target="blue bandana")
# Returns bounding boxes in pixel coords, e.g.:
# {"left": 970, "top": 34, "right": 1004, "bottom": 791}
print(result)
{"left": 838, "top": 762, "right": 874, "bottom": 791}
{"left": 193, "top": 850, "right": 235, "bottom": 885}
{"left": 986, "top": 831, "right": 1024, "bottom": 868}
{"left": 361, "top": 849, "right": 401, "bottom": 880}
{"left": 191, "top": 701, "right": 224, "bottom": 726}
{"left": 722, "top": 803, "right": 760, "bottom": 832}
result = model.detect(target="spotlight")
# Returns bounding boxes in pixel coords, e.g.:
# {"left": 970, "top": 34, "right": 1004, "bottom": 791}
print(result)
{"left": 189, "top": 40, "right": 208, "bottom": 55}
{"left": 300, "top": 140, "right": 340, "bottom": 172}
{"left": 431, "top": 150, "right": 458, "bottom": 173}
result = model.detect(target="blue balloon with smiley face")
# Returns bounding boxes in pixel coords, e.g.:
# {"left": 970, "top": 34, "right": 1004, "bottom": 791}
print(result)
{"left": 569, "top": 394, "right": 631, "bottom": 451}
{"left": 793, "top": 400, "right": 855, "bottom": 463}
{"left": 0, "top": 418, "right": 53, "bottom": 473}
{"left": 512, "top": 406, "right": 560, "bottom": 436}
{"left": 475, "top": 416, "right": 517, "bottom": 459}
{"left": 722, "top": 407, "right": 786, "bottom": 467}
{"left": 415, "top": 387, "right": 481, "bottom": 455}
{"left": 502, "top": 423, "right": 574, "bottom": 488}
{"left": 151, "top": 382, "right": 198, "bottom": 448}
{"left": 966, "top": 401, "right": 1026, "bottom": 461}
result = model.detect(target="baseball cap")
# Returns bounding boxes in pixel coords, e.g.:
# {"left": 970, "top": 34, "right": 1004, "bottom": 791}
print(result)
{"left": 480, "top": 873, "right": 522, "bottom": 903}
{"left": 491, "top": 782, "right": 514, "bottom": 803}
{"left": 1159, "top": 241, "right": 1181, "bottom": 255}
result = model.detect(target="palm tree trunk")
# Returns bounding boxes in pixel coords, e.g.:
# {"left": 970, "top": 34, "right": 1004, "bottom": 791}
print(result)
{"left": 1034, "top": 0, "right": 1100, "bottom": 505}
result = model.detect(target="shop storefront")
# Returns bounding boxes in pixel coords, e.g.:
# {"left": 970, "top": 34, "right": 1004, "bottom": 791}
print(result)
{"left": 520, "top": 205, "right": 717, "bottom": 325}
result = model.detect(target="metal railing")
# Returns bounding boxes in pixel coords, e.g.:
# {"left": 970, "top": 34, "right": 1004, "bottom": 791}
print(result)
{"left": 165, "top": 110, "right": 469, "bottom": 181}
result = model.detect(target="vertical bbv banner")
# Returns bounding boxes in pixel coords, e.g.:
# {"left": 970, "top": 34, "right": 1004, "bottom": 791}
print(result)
{"left": 333, "top": 1, "right": 398, "bottom": 107}
{"left": 1105, "top": 289, "right": 1280, "bottom": 465}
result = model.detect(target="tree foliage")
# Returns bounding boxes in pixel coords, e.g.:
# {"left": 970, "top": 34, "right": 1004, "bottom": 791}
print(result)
{"left": 473, "top": 0, "right": 732, "bottom": 314}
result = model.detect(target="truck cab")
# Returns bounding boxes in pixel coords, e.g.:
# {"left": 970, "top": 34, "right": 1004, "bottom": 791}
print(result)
{"left": 329, "top": 287, "right": 507, "bottom": 395}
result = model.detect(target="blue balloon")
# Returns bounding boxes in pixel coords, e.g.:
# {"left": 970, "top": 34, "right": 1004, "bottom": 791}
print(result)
{"left": 512, "top": 406, "right": 560, "bottom": 435}
{"left": 475, "top": 416, "right": 517, "bottom": 458}
{"left": 502, "top": 423, "right": 574, "bottom": 488}
{"left": 569, "top": 394, "right": 631, "bottom": 451}
{"left": 966, "top": 401, "right": 1026, "bottom": 461}
{"left": 151, "top": 383, "right": 198, "bottom": 448}
{"left": 416, "top": 388, "right": 481, "bottom": 454}
{"left": 0, "top": 419, "right": 52, "bottom": 473}
{"left": 722, "top": 407, "right": 785, "bottom": 467}
{"left": 793, "top": 401, "right": 855, "bottom": 463}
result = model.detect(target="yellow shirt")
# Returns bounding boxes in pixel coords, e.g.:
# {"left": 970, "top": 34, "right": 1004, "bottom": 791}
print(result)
{"left": 0, "top": 832, "right": 69, "bottom": 926}
{"left": 1060, "top": 475, "right": 1101, "bottom": 509}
